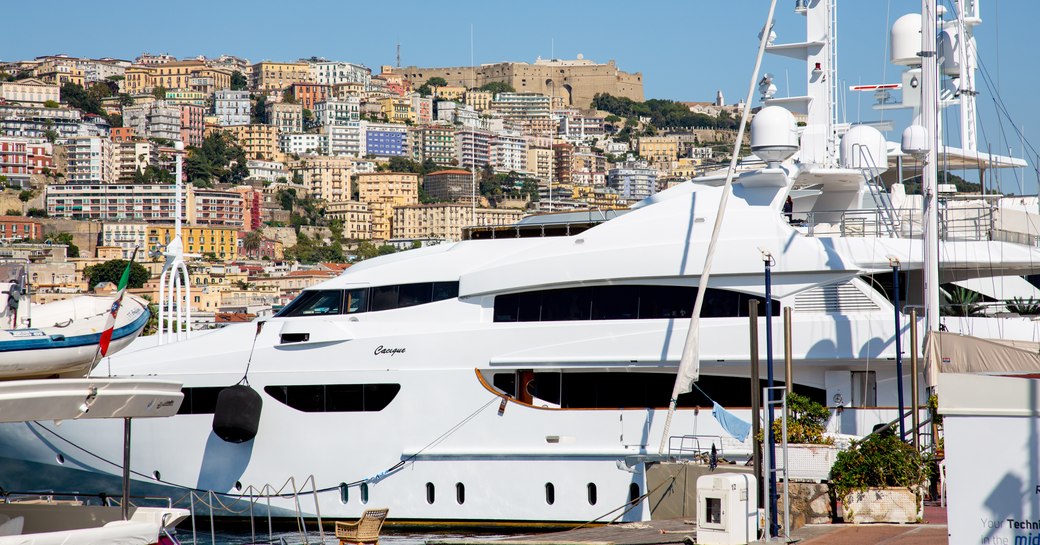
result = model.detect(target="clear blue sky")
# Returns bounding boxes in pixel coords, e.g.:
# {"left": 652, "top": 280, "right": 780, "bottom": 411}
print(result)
{"left": 4, "top": 0, "right": 1038, "bottom": 193}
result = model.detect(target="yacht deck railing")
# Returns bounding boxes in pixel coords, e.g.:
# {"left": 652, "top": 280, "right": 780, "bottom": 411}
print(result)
{"left": 800, "top": 203, "right": 996, "bottom": 241}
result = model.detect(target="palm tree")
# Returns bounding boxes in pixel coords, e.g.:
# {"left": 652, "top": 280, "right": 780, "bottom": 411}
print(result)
{"left": 242, "top": 230, "right": 263, "bottom": 259}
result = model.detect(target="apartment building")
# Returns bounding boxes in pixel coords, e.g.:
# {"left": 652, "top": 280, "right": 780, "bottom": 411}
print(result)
{"left": 64, "top": 136, "right": 115, "bottom": 184}
{"left": 356, "top": 172, "right": 419, "bottom": 240}
{"left": 0, "top": 103, "right": 83, "bottom": 140}
{"left": 526, "top": 147, "right": 553, "bottom": 183}
{"left": 234, "top": 185, "right": 263, "bottom": 231}
{"left": 314, "top": 98, "right": 360, "bottom": 127}
{"left": 637, "top": 136, "right": 680, "bottom": 164}
{"left": 491, "top": 131, "right": 528, "bottom": 174}
{"left": 392, "top": 204, "right": 524, "bottom": 241}
{"left": 213, "top": 90, "right": 251, "bottom": 126}
{"left": 324, "top": 200, "right": 372, "bottom": 240}
{"left": 364, "top": 123, "right": 408, "bottom": 157}
{"left": 46, "top": 183, "right": 186, "bottom": 222}
{"left": 307, "top": 61, "right": 371, "bottom": 87}
{"left": 190, "top": 188, "right": 245, "bottom": 228}
{"left": 265, "top": 102, "right": 303, "bottom": 134}
{"left": 0, "top": 216, "right": 42, "bottom": 241}
{"left": 0, "top": 78, "right": 60, "bottom": 104}
{"left": 607, "top": 157, "right": 657, "bottom": 200}
{"left": 490, "top": 93, "right": 553, "bottom": 136}
{"left": 289, "top": 83, "right": 329, "bottom": 112}
{"left": 410, "top": 124, "right": 456, "bottom": 166}
{"left": 422, "top": 170, "right": 478, "bottom": 205}
{"left": 293, "top": 155, "right": 354, "bottom": 202}
{"left": 123, "top": 100, "right": 181, "bottom": 142}
{"left": 251, "top": 61, "right": 311, "bottom": 92}
{"left": 100, "top": 222, "right": 149, "bottom": 259}
{"left": 455, "top": 128, "right": 491, "bottom": 170}
{"left": 124, "top": 61, "right": 231, "bottom": 94}
{"left": 278, "top": 132, "right": 327, "bottom": 155}
{"left": 113, "top": 140, "right": 152, "bottom": 181}
{"left": 180, "top": 104, "right": 205, "bottom": 147}
{"left": 224, "top": 124, "right": 279, "bottom": 161}
{"left": 147, "top": 225, "right": 238, "bottom": 260}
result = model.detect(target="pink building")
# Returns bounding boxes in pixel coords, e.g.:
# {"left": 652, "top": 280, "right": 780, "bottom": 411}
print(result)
{"left": 180, "top": 104, "right": 204, "bottom": 148}
{"left": 0, "top": 139, "right": 49, "bottom": 187}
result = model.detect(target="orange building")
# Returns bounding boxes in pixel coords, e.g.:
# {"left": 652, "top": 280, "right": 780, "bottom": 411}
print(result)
{"left": 0, "top": 216, "right": 42, "bottom": 241}
{"left": 290, "top": 83, "right": 329, "bottom": 112}
{"left": 110, "top": 127, "right": 136, "bottom": 143}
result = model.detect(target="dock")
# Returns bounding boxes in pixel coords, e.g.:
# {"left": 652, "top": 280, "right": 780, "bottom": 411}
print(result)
{"left": 426, "top": 505, "right": 948, "bottom": 545}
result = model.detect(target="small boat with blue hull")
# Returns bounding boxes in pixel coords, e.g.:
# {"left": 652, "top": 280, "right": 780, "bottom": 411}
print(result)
{"left": 0, "top": 294, "right": 150, "bottom": 379}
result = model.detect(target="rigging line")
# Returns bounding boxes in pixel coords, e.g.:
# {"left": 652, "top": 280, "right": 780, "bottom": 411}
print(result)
{"left": 658, "top": 0, "right": 780, "bottom": 456}
{"left": 28, "top": 395, "right": 501, "bottom": 501}
{"left": 969, "top": 36, "right": 1040, "bottom": 163}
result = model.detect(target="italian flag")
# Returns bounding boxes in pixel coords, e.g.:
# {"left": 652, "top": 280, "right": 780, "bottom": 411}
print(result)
{"left": 99, "top": 248, "right": 137, "bottom": 357}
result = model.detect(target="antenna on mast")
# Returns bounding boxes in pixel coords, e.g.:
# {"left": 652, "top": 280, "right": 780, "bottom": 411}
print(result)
{"left": 396, "top": 42, "right": 400, "bottom": 69}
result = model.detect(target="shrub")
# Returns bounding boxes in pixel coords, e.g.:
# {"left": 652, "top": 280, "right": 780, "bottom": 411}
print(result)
{"left": 830, "top": 434, "right": 925, "bottom": 500}
{"left": 769, "top": 392, "right": 834, "bottom": 445}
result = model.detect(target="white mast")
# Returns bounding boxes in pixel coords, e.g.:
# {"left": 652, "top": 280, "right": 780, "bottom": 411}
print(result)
{"left": 922, "top": 0, "right": 941, "bottom": 332}
{"left": 157, "top": 142, "right": 192, "bottom": 344}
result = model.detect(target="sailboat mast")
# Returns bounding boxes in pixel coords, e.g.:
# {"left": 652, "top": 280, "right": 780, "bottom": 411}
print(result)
{"left": 922, "top": 0, "right": 941, "bottom": 331}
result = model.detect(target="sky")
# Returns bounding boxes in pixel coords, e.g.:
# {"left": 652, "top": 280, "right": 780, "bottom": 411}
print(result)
{"left": 3, "top": 0, "right": 1038, "bottom": 192}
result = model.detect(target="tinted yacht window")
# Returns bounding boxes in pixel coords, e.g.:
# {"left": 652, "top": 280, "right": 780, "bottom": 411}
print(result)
{"left": 493, "top": 284, "right": 778, "bottom": 322}
{"left": 276, "top": 290, "right": 343, "bottom": 317}
{"left": 265, "top": 384, "right": 401, "bottom": 412}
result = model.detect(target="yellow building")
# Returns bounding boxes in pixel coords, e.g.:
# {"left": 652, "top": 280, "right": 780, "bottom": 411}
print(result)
{"left": 325, "top": 201, "right": 373, "bottom": 241}
{"left": 291, "top": 155, "right": 354, "bottom": 202}
{"left": 124, "top": 62, "right": 232, "bottom": 94}
{"left": 637, "top": 136, "right": 680, "bottom": 164}
{"left": 357, "top": 172, "right": 420, "bottom": 240}
{"left": 252, "top": 62, "right": 311, "bottom": 92}
{"left": 146, "top": 225, "right": 239, "bottom": 260}
{"left": 378, "top": 96, "right": 412, "bottom": 124}
{"left": 526, "top": 147, "right": 554, "bottom": 183}
{"left": 333, "top": 82, "right": 366, "bottom": 100}
{"left": 224, "top": 124, "right": 280, "bottom": 161}
{"left": 433, "top": 86, "right": 466, "bottom": 102}
{"left": 464, "top": 90, "right": 493, "bottom": 112}
{"left": 392, "top": 204, "right": 525, "bottom": 241}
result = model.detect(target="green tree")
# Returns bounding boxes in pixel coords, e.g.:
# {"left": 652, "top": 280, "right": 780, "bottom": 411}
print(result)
{"left": 230, "top": 71, "right": 248, "bottom": 91}
{"left": 43, "top": 100, "right": 59, "bottom": 108}
{"left": 152, "top": 85, "right": 168, "bottom": 100}
{"left": 281, "top": 89, "right": 296, "bottom": 104}
{"left": 82, "top": 259, "right": 149, "bottom": 289}
{"left": 184, "top": 132, "right": 249, "bottom": 185}
{"left": 5, "top": 209, "right": 20, "bottom": 216}
{"left": 242, "top": 230, "right": 263, "bottom": 258}
{"left": 26, "top": 208, "right": 47, "bottom": 218}
{"left": 479, "top": 82, "right": 515, "bottom": 94}
{"left": 33, "top": 232, "right": 80, "bottom": 258}
{"left": 427, "top": 77, "right": 448, "bottom": 87}
{"left": 277, "top": 188, "right": 298, "bottom": 211}
{"left": 60, "top": 83, "right": 105, "bottom": 116}
{"left": 251, "top": 94, "right": 267, "bottom": 123}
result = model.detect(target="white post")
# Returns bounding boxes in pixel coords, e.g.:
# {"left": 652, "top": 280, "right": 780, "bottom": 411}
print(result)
{"left": 922, "top": 0, "right": 941, "bottom": 332}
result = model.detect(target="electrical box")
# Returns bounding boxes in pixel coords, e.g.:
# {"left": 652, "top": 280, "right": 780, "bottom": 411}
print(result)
{"left": 696, "top": 473, "right": 758, "bottom": 545}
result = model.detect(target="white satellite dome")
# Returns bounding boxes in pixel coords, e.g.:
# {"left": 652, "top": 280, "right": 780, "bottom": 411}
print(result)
{"left": 750, "top": 106, "right": 798, "bottom": 166}
{"left": 891, "top": 13, "right": 923, "bottom": 66}
{"left": 840, "top": 125, "right": 888, "bottom": 172}
{"left": 901, "top": 125, "right": 929, "bottom": 157}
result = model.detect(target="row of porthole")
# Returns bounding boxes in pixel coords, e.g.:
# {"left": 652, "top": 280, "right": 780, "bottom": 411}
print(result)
{"left": 338, "top": 481, "right": 640, "bottom": 507}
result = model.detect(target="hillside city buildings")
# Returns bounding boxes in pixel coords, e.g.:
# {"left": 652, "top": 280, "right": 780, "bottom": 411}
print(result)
{"left": 0, "top": 50, "right": 732, "bottom": 321}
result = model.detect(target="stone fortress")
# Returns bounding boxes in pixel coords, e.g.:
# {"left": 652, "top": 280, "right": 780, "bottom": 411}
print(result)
{"left": 398, "top": 55, "right": 643, "bottom": 109}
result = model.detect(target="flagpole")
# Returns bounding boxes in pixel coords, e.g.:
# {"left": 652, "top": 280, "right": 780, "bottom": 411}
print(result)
{"left": 658, "top": 0, "right": 779, "bottom": 455}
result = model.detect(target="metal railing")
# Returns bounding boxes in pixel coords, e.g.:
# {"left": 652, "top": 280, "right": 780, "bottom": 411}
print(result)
{"left": 801, "top": 203, "right": 996, "bottom": 241}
